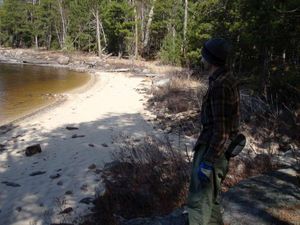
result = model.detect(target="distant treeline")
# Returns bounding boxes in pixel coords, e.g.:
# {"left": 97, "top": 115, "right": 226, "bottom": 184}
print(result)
{"left": 0, "top": 0, "right": 299, "bottom": 104}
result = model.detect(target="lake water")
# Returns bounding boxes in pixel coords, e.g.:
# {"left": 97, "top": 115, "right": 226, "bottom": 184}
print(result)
{"left": 0, "top": 63, "right": 90, "bottom": 125}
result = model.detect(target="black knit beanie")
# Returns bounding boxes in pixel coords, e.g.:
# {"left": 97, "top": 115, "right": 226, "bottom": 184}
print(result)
{"left": 201, "top": 38, "right": 230, "bottom": 66}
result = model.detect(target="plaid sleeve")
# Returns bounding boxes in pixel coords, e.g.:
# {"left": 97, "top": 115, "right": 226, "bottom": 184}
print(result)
{"left": 203, "top": 84, "right": 230, "bottom": 164}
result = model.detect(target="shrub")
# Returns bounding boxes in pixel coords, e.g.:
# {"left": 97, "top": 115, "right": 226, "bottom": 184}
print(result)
{"left": 88, "top": 135, "right": 191, "bottom": 225}
{"left": 159, "top": 33, "right": 182, "bottom": 66}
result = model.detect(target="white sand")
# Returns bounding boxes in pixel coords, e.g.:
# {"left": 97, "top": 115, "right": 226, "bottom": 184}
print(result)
{"left": 0, "top": 72, "right": 155, "bottom": 225}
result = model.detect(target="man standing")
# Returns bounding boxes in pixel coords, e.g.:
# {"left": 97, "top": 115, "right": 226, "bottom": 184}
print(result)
{"left": 187, "top": 38, "right": 240, "bottom": 225}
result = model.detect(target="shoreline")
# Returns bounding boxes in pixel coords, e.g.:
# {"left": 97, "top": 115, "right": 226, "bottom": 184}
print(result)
{"left": 0, "top": 62, "right": 96, "bottom": 128}
{"left": 0, "top": 47, "right": 174, "bottom": 130}
{"left": 0, "top": 61, "right": 155, "bottom": 225}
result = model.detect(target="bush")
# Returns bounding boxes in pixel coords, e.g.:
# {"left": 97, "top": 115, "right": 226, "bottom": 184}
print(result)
{"left": 62, "top": 35, "right": 75, "bottom": 52}
{"left": 159, "top": 33, "right": 182, "bottom": 66}
{"left": 185, "top": 49, "right": 201, "bottom": 68}
{"left": 86, "top": 135, "right": 191, "bottom": 225}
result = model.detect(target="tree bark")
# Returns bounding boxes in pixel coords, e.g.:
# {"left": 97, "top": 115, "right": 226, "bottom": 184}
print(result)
{"left": 141, "top": 0, "right": 144, "bottom": 42}
{"left": 134, "top": 1, "right": 138, "bottom": 59}
{"left": 57, "top": 0, "right": 67, "bottom": 48}
{"left": 95, "top": 9, "right": 102, "bottom": 57}
{"left": 99, "top": 19, "right": 107, "bottom": 50}
{"left": 143, "top": 0, "right": 156, "bottom": 50}
{"left": 35, "top": 35, "right": 38, "bottom": 49}
{"left": 183, "top": 0, "right": 188, "bottom": 57}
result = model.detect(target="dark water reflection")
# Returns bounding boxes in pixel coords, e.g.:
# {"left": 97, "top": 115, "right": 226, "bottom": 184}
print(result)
{"left": 0, "top": 63, "right": 90, "bottom": 124}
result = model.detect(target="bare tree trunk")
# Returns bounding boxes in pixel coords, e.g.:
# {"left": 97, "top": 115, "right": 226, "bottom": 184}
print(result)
{"left": 47, "top": 34, "right": 52, "bottom": 50}
{"left": 88, "top": 35, "right": 91, "bottom": 53}
{"left": 35, "top": 36, "right": 38, "bottom": 49}
{"left": 57, "top": 0, "right": 67, "bottom": 48}
{"left": 99, "top": 20, "right": 107, "bottom": 50}
{"left": 95, "top": 9, "right": 102, "bottom": 57}
{"left": 134, "top": 1, "right": 138, "bottom": 59}
{"left": 143, "top": 0, "right": 156, "bottom": 50}
{"left": 31, "top": 0, "right": 38, "bottom": 49}
{"left": 141, "top": 0, "right": 144, "bottom": 43}
{"left": 172, "top": 25, "right": 176, "bottom": 51}
{"left": 183, "top": 0, "right": 188, "bottom": 57}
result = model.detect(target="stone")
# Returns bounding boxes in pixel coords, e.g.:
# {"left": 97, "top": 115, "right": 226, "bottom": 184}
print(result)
{"left": 29, "top": 171, "right": 46, "bottom": 176}
{"left": 57, "top": 56, "right": 70, "bottom": 65}
{"left": 101, "top": 143, "right": 108, "bottom": 147}
{"left": 153, "top": 78, "right": 171, "bottom": 88}
{"left": 79, "top": 197, "right": 94, "bottom": 205}
{"left": 88, "top": 144, "right": 95, "bottom": 147}
{"left": 221, "top": 168, "right": 300, "bottom": 225}
{"left": 88, "top": 164, "right": 97, "bottom": 170}
{"left": 57, "top": 181, "right": 63, "bottom": 186}
{"left": 71, "top": 134, "right": 85, "bottom": 138}
{"left": 25, "top": 144, "right": 42, "bottom": 156}
{"left": 16, "top": 207, "right": 22, "bottom": 212}
{"left": 1, "top": 181, "right": 21, "bottom": 187}
{"left": 142, "top": 68, "right": 150, "bottom": 73}
{"left": 59, "top": 207, "right": 73, "bottom": 214}
{"left": 65, "top": 190, "right": 73, "bottom": 195}
{"left": 66, "top": 126, "right": 79, "bottom": 130}
{"left": 50, "top": 174, "right": 61, "bottom": 179}
{"left": 284, "top": 149, "right": 298, "bottom": 158}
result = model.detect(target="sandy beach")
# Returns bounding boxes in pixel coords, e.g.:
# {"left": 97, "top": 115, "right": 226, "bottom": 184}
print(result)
{"left": 0, "top": 71, "right": 155, "bottom": 224}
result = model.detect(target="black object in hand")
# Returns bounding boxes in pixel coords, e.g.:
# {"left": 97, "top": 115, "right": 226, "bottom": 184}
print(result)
{"left": 225, "top": 133, "right": 246, "bottom": 160}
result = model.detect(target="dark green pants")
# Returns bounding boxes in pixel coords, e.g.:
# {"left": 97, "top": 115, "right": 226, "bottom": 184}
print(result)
{"left": 187, "top": 144, "right": 229, "bottom": 225}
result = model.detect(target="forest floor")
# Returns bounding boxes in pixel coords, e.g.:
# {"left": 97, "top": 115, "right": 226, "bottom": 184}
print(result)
{"left": 0, "top": 49, "right": 299, "bottom": 225}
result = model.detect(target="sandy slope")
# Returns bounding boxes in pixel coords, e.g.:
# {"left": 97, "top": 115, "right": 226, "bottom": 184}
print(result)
{"left": 0, "top": 71, "right": 154, "bottom": 225}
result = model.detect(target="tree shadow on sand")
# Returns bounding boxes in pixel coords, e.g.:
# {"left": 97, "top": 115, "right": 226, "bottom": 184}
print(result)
{"left": 0, "top": 112, "right": 159, "bottom": 224}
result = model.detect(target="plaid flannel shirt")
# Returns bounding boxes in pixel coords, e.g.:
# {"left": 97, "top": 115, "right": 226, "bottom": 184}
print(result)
{"left": 195, "top": 67, "right": 240, "bottom": 164}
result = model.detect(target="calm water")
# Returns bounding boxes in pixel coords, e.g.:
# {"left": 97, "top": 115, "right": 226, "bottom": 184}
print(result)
{"left": 0, "top": 63, "right": 90, "bottom": 124}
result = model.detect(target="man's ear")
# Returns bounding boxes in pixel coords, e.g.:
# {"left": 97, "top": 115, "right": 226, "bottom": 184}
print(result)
{"left": 201, "top": 58, "right": 211, "bottom": 70}
{"left": 200, "top": 57, "right": 206, "bottom": 64}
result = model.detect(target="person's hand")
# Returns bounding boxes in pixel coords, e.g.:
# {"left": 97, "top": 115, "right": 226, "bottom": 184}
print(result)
{"left": 197, "top": 161, "right": 213, "bottom": 183}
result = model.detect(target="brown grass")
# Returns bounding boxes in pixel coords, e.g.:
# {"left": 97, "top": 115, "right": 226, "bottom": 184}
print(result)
{"left": 222, "top": 153, "right": 281, "bottom": 191}
{"left": 85, "top": 135, "right": 191, "bottom": 225}
{"left": 106, "top": 57, "right": 185, "bottom": 75}
{"left": 267, "top": 204, "right": 300, "bottom": 225}
{"left": 147, "top": 75, "right": 207, "bottom": 137}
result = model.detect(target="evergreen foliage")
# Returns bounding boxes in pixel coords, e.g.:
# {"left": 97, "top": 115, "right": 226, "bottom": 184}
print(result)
{"left": 0, "top": 0, "right": 299, "bottom": 105}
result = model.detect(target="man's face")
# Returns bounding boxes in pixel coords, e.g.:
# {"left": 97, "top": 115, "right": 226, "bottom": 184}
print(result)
{"left": 201, "top": 57, "right": 212, "bottom": 71}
